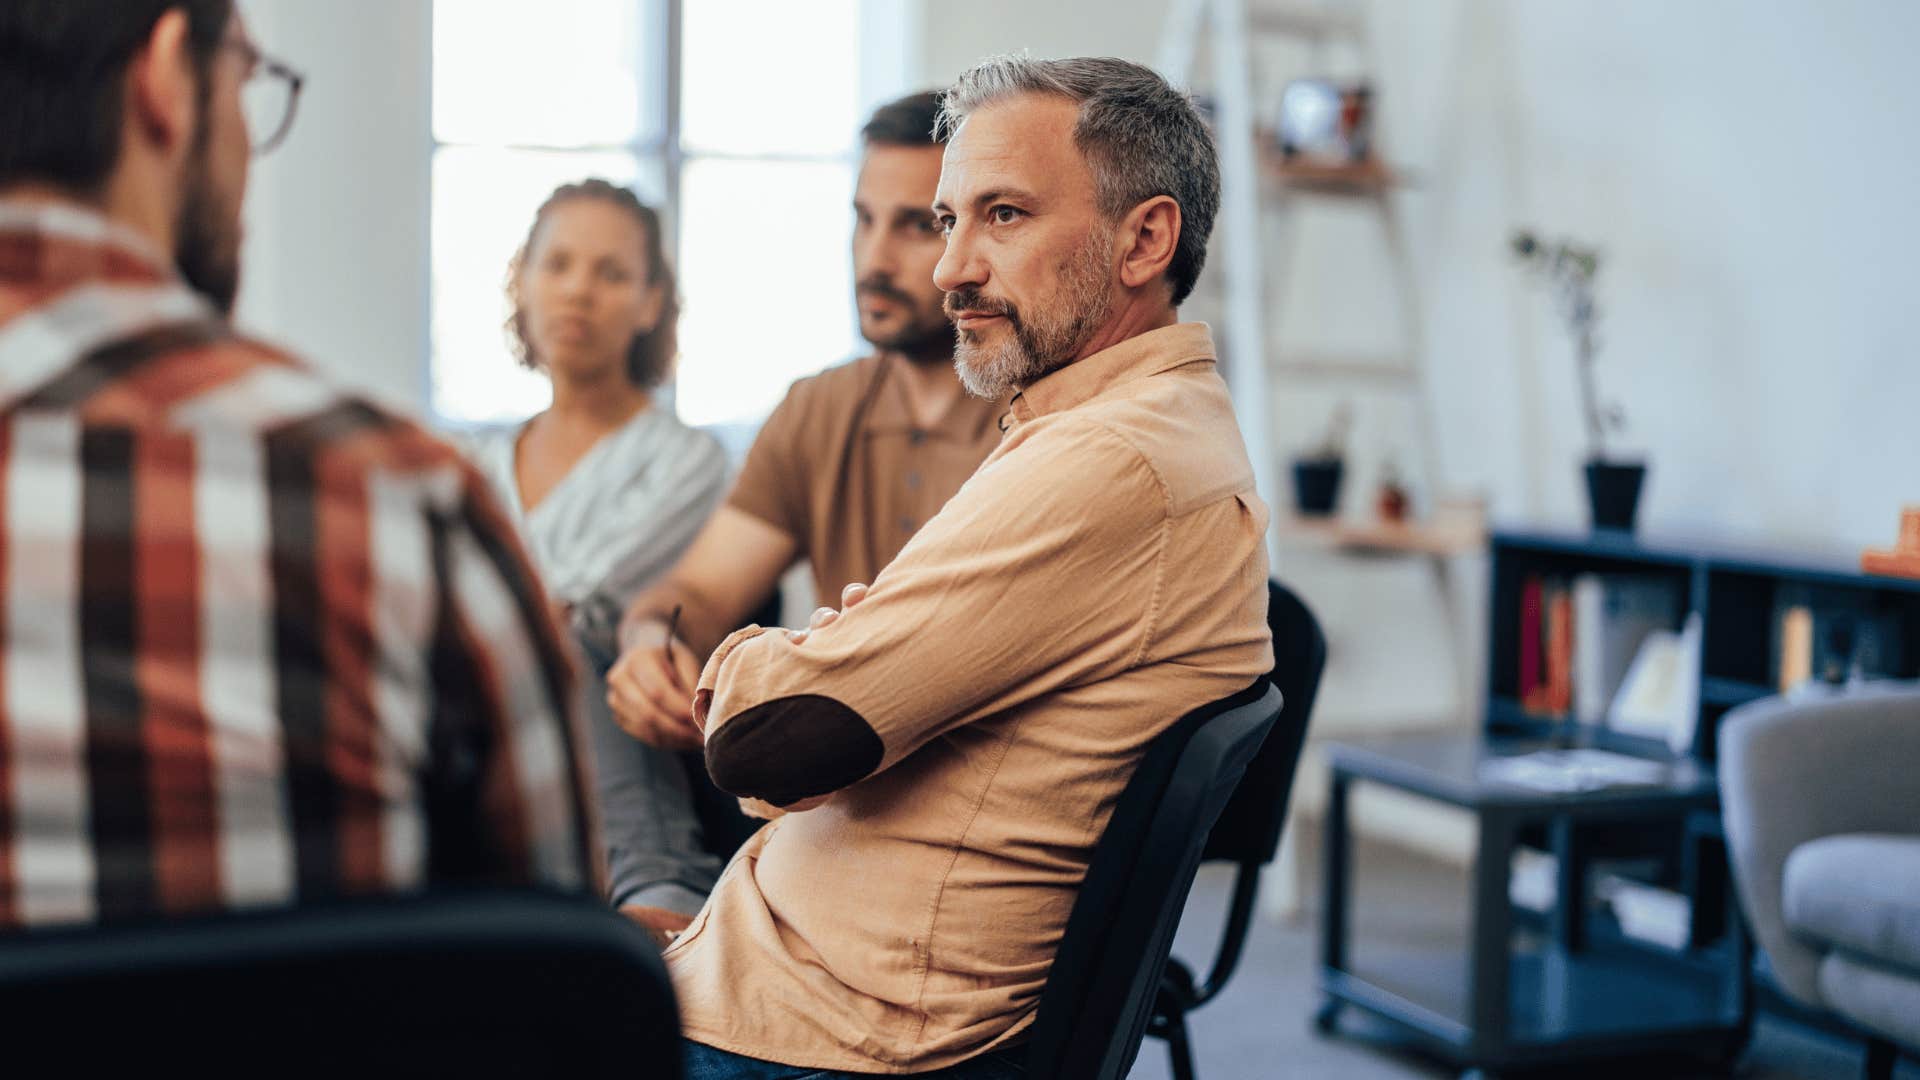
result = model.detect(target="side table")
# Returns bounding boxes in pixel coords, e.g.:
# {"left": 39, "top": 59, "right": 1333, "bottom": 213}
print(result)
{"left": 1315, "top": 732, "right": 1751, "bottom": 1077}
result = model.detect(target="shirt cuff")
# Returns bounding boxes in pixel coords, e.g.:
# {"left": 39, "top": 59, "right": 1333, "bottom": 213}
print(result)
{"left": 697, "top": 625, "right": 771, "bottom": 696}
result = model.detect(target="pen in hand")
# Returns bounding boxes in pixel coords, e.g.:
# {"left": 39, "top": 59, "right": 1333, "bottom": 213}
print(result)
{"left": 661, "top": 603, "right": 683, "bottom": 688}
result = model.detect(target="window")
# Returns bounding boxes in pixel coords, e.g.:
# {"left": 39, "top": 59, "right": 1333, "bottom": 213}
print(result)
{"left": 430, "top": 0, "right": 876, "bottom": 429}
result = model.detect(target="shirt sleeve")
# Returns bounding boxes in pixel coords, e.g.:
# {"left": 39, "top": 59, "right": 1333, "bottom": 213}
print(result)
{"left": 696, "top": 419, "right": 1168, "bottom": 807}
{"left": 724, "top": 376, "right": 814, "bottom": 553}
{"left": 425, "top": 465, "right": 602, "bottom": 893}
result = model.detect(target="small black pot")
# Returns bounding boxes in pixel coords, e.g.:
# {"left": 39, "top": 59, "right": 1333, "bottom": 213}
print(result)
{"left": 1584, "top": 459, "right": 1647, "bottom": 532}
{"left": 1292, "top": 459, "right": 1345, "bottom": 517}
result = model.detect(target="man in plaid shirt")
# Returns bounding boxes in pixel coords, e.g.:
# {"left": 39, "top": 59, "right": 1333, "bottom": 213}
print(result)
{"left": 0, "top": 0, "right": 598, "bottom": 927}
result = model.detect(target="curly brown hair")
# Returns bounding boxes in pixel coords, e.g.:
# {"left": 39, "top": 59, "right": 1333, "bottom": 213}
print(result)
{"left": 504, "top": 179, "right": 680, "bottom": 390}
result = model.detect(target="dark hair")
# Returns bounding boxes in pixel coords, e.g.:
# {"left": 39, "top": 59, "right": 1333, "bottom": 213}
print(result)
{"left": 0, "top": 0, "right": 234, "bottom": 194}
{"left": 938, "top": 56, "right": 1220, "bottom": 306}
{"left": 504, "top": 179, "right": 680, "bottom": 391}
{"left": 861, "top": 90, "right": 947, "bottom": 148}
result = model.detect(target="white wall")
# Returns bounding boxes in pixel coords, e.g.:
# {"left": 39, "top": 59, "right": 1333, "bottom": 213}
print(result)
{"left": 920, "top": 0, "right": 1920, "bottom": 553}
{"left": 1382, "top": 0, "right": 1920, "bottom": 552}
{"left": 236, "top": 0, "right": 432, "bottom": 412}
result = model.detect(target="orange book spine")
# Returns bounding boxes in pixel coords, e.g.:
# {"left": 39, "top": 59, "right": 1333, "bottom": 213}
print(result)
{"left": 1546, "top": 588, "right": 1575, "bottom": 715}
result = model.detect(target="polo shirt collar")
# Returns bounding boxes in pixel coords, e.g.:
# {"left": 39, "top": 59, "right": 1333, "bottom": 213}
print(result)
{"left": 863, "top": 353, "right": 1004, "bottom": 441}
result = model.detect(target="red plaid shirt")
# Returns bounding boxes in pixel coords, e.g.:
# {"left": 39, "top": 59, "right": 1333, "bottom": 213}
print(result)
{"left": 0, "top": 199, "right": 598, "bottom": 927}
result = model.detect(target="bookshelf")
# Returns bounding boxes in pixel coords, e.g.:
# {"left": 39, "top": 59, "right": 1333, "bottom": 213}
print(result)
{"left": 1315, "top": 528, "right": 1920, "bottom": 1071}
{"left": 1486, "top": 527, "right": 1920, "bottom": 761}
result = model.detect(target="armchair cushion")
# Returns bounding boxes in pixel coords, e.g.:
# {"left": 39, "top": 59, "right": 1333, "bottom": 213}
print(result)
{"left": 1783, "top": 833, "right": 1920, "bottom": 977}
{"left": 1817, "top": 951, "right": 1920, "bottom": 1048}
{"left": 1719, "top": 689, "right": 1920, "bottom": 1005}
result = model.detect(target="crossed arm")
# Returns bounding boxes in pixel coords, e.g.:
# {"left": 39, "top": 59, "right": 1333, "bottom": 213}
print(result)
{"left": 692, "top": 421, "right": 1166, "bottom": 808}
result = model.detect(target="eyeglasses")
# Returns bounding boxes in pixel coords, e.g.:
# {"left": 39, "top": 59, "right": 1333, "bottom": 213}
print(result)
{"left": 224, "top": 36, "right": 306, "bottom": 156}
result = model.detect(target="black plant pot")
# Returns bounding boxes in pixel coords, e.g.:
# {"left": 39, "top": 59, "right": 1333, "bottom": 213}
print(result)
{"left": 1292, "top": 459, "right": 1344, "bottom": 517}
{"left": 1584, "top": 459, "right": 1647, "bottom": 532}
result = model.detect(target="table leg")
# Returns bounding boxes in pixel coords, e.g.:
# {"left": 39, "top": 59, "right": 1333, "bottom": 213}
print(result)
{"left": 1470, "top": 809, "right": 1517, "bottom": 1054}
{"left": 1550, "top": 815, "right": 1586, "bottom": 953}
{"left": 1321, "top": 771, "right": 1352, "bottom": 974}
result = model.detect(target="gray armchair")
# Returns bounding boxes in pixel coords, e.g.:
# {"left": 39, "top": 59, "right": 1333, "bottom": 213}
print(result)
{"left": 1719, "top": 689, "right": 1920, "bottom": 1078}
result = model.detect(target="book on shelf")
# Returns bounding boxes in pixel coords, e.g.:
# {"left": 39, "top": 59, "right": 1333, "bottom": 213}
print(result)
{"left": 1519, "top": 577, "right": 1544, "bottom": 712}
{"left": 1520, "top": 579, "right": 1574, "bottom": 716}
{"left": 1776, "top": 605, "right": 1814, "bottom": 693}
{"left": 1515, "top": 572, "right": 1681, "bottom": 724}
{"left": 1574, "top": 574, "right": 1683, "bottom": 724}
{"left": 1770, "top": 586, "right": 1907, "bottom": 693}
{"left": 1610, "top": 612, "right": 1703, "bottom": 751}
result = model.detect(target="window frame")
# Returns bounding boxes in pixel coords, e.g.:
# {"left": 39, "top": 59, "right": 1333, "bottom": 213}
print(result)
{"left": 425, "top": 0, "right": 891, "bottom": 430}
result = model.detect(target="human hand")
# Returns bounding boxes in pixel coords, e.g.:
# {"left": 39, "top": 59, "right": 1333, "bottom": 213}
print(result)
{"left": 605, "top": 618, "right": 706, "bottom": 750}
{"left": 785, "top": 582, "right": 868, "bottom": 645}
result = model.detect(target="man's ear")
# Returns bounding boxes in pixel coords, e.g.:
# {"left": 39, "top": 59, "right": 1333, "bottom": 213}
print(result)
{"left": 124, "top": 10, "right": 201, "bottom": 165}
{"left": 1115, "top": 195, "right": 1183, "bottom": 294}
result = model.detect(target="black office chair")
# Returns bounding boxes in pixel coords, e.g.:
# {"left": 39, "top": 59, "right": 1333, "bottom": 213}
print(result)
{"left": 1149, "top": 579, "right": 1327, "bottom": 1078}
{"left": 0, "top": 888, "right": 682, "bottom": 1076}
{"left": 1025, "top": 679, "right": 1284, "bottom": 1080}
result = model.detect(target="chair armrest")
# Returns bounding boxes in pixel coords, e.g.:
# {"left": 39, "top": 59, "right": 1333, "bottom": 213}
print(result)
{"left": 1717, "top": 688, "right": 1920, "bottom": 1005}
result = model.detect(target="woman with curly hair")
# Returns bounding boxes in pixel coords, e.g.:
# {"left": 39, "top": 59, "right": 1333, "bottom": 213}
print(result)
{"left": 469, "top": 179, "right": 728, "bottom": 925}
{"left": 471, "top": 178, "right": 726, "bottom": 652}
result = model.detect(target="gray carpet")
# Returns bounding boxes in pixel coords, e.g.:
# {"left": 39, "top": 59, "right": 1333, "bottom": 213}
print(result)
{"left": 1126, "top": 836, "right": 1917, "bottom": 1079}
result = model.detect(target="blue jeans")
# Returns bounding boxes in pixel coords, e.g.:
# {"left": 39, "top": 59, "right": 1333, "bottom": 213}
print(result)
{"left": 681, "top": 1041, "right": 1026, "bottom": 1080}
{"left": 578, "top": 635, "right": 723, "bottom": 915}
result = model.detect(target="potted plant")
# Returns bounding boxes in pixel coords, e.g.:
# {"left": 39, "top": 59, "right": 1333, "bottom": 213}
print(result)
{"left": 1291, "top": 403, "right": 1351, "bottom": 517}
{"left": 1511, "top": 230, "right": 1645, "bottom": 531}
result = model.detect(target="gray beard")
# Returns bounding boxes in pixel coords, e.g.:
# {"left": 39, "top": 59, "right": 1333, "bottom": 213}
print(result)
{"left": 952, "top": 228, "right": 1113, "bottom": 400}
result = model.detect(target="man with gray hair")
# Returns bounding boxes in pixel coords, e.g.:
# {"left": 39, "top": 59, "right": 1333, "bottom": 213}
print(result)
{"left": 670, "top": 56, "right": 1272, "bottom": 1079}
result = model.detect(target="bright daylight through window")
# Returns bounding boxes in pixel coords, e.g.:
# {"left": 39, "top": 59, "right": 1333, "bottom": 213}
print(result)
{"left": 430, "top": 0, "right": 861, "bottom": 430}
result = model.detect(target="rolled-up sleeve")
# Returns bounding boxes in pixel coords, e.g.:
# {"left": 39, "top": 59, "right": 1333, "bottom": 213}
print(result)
{"left": 696, "top": 419, "right": 1168, "bottom": 806}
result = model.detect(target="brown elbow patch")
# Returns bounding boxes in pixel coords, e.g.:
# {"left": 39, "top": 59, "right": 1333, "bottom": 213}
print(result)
{"left": 704, "top": 695, "right": 885, "bottom": 807}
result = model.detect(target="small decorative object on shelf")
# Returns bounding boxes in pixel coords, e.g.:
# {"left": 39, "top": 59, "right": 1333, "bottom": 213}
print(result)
{"left": 1290, "top": 403, "right": 1350, "bottom": 517}
{"left": 1862, "top": 506, "right": 1920, "bottom": 579}
{"left": 1511, "top": 229, "right": 1646, "bottom": 532}
{"left": 1276, "top": 78, "right": 1372, "bottom": 163}
{"left": 1376, "top": 457, "right": 1410, "bottom": 523}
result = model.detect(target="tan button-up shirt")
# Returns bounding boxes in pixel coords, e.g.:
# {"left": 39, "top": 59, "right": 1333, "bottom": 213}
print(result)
{"left": 667, "top": 323, "right": 1272, "bottom": 1073}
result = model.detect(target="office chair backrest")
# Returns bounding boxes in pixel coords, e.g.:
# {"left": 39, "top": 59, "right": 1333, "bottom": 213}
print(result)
{"left": 1026, "top": 680, "right": 1283, "bottom": 1080}
{"left": 1202, "top": 580, "right": 1325, "bottom": 866}
{"left": 0, "top": 889, "right": 682, "bottom": 1076}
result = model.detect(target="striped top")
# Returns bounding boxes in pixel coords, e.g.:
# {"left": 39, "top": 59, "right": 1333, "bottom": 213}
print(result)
{"left": 467, "top": 405, "right": 728, "bottom": 658}
{"left": 0, "top": 199, "right": 597, "bottom": 929}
